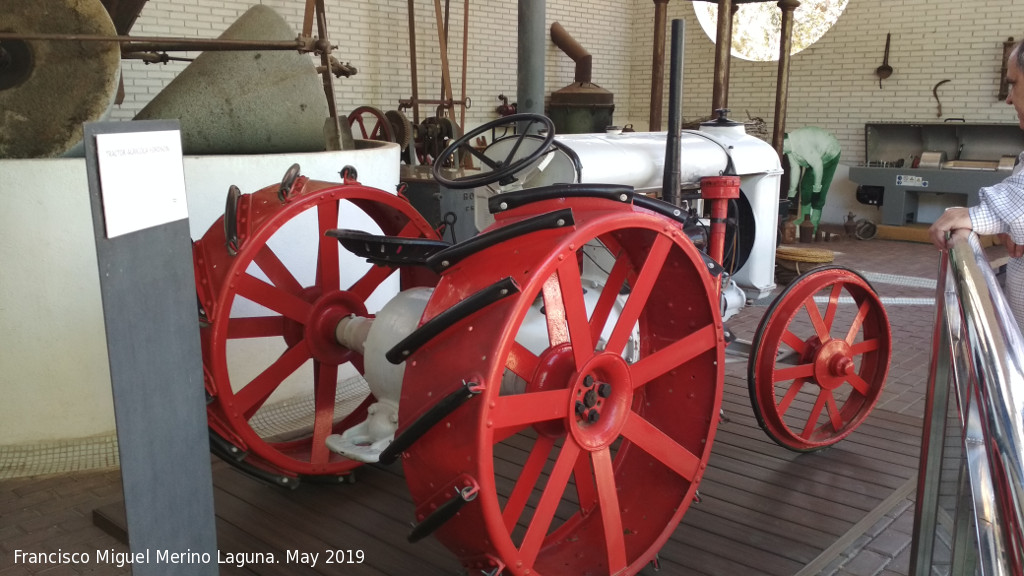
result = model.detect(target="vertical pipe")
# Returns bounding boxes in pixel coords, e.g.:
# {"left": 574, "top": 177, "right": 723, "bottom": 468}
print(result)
{"left": 459, "top": 0, "right": 469, "bottom": 131}
{"left": 407, "top": 0, "right": 420, "bottom": 125}
{"left": 648, "top": 0, "right": 669, "bottom": 131}
{"left": 517, "top": 0, "right": 546, "bottom": 125}
{"left": 433, "top": 0, "right": 454, "bottom": 107}
{"left": 662, "top": 19, "right": 684, "bottom": 206}
{"left": 909, "top": 255, "right": 952, "bottom": 575}
{"left": 772, "top": 0, "right": 800, "bottom": 159}
{"left": 711, "top": 0, "right": 734, "bottom": 113}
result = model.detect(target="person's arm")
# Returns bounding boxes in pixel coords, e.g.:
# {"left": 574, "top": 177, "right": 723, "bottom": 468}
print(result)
{"left": 807, "top": 155, "right": 825, "bottom": 193}
{"left": 787, "top": 154, "right": 800, "bottom": 197}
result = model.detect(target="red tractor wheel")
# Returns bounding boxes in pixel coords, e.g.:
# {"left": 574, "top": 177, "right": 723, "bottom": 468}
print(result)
{"left": 748, "top": 266, "right": 891, "bottom": 452}
{"left": 193, "top": 166, "right": 439, "bottom": 482}
{"left": 398, "top": 196, "right": 725, "bottom": 575}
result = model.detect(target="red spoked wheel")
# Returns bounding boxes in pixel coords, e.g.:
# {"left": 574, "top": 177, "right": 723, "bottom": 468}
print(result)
{"left": 748, "top": 266, "right": 891, "bottom": 452}
{"left": 348, "top": 106, "right": 396, "bottom": 142}
{"left": 193, "top": 167, "right": 439, "bottom": 482}
{"left": 399, "top": 197, "right": 725, "bottom": 576}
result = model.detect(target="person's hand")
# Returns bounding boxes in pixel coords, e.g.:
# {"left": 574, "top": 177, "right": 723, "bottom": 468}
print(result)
{"left": 929, "top": 207, "right": 972, "bottom": 249}
{"left": 1001, "top": 233, "right": 1024, "bottom": 258}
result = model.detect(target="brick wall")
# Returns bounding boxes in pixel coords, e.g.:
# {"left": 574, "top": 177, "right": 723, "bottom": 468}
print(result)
{"left": 113, "top": 0, "right": 1021, "bottom": 166}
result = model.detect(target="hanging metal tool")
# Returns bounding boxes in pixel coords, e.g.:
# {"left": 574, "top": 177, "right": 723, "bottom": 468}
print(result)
{"left": 875, "top": 33, "right": 893, "bottom": 89}
{"left": 933, "top": 79, "right": 951, "bottom": 117}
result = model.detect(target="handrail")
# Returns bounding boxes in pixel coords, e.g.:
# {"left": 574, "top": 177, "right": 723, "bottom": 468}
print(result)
{"left": 912, "top": 231, "right": 1024, "bottom": 575}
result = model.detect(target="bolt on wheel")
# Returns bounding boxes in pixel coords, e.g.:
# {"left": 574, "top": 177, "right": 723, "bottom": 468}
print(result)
{"left": 748, "top": 266, "right": 891, "bottom": 452}
{"left": 398, "top": 197, "right": 725, "bottom": 576}
{"left": 193, "top": 170, "right": 439, "bottom": 479}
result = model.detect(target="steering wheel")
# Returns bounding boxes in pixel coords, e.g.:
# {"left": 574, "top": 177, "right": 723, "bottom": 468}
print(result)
{"left": 432, "top": 113, "right": 555, "bottom": 189}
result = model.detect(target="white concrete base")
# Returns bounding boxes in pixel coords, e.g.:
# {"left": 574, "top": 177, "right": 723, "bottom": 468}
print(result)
{"left": 1, "top": 140, "right": 399, "bottom": 445}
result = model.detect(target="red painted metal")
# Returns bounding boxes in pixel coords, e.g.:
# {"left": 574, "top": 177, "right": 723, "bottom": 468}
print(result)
{"left": 748, "top": 266, "right": 891, "bottom": 452}
{"left": 397, "top": 196, "right": 725, "bottom": 576}
{"left": 700, "top": 175, "right": 740, "bottom": 267}
{"left": 193, "top": 172, "right": 439, "bottom": 478}
{"left": 348, "top": 106, "right": 396, "bottom": 142}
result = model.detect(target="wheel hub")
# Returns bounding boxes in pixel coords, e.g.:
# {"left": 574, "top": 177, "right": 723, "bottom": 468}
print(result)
{"left": 568, "top": 353, "right": 632, "bottom": 451}
{"left": 282, "top": 287, "right": 368, "bottom": 365}
{"left": 812, "top": 338, "right": 854, "bottom": 391}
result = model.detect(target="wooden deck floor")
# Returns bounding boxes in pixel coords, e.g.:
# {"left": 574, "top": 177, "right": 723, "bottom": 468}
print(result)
{"left": 94, "top": 371, "right": 921, "bottom": 576}
{"left": 91, "top": 237, "right": 940, "bottom": 576}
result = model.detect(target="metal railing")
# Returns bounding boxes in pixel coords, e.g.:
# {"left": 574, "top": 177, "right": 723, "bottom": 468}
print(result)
{"left": 912, "top": 231, "right": 1024, "bottom": 575}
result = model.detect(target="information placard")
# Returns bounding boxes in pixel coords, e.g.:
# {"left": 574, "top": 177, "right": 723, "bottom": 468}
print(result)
{"left": 95, "top": 130, "right": 188, "bottom": 238}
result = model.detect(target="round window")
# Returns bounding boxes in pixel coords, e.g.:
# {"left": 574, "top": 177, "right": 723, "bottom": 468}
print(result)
{"left": 693, "top": 0, "right": 849, "bottom": 62}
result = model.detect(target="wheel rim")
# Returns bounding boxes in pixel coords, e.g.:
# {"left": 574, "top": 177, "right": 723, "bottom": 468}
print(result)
{"left": 348, "top": 105, "right": 396, "bottom": 142}
{"left": 748, "top": 266, "right": 891, "bottom": 451}
{"left": 399, "top": 198, "right": 724, "bottom": 575}
{"left": 194, "top": 174, "right": 439, "bottom": 478}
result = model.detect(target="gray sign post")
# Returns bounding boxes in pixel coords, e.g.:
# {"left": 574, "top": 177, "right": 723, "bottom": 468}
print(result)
{"left": 84, "top": 120, "right": 218, "bottom": 574}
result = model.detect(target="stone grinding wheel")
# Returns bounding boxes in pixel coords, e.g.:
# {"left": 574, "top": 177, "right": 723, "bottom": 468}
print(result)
{"left": 134, "top": 5, "right": 329, "bottom": 155}
{"left": 0, "top": 0, "right": 121, "bottom": 158}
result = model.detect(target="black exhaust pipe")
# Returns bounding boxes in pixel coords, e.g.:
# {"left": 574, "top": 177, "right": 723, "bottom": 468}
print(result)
{"left": 662, "top": 19, "right": 685, "bottom": 206}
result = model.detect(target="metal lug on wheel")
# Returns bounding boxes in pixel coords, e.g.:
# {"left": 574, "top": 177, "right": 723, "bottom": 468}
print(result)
{"left": 597, "top": 382, "right": 611, "bottom": 398}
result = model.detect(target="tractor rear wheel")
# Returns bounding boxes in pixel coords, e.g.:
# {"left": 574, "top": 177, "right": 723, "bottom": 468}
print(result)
{"left": 397, "top": 195, "right": 725, "bottom": 575}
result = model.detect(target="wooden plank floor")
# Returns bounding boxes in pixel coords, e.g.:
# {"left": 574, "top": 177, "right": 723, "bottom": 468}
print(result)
{"left": 94, "top": 371, "right": 921, "bottom": 576}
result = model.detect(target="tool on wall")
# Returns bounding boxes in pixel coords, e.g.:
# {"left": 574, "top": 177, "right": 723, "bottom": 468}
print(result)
{"left": 875, "top": 33, "right": 893, "bottom": 89}
{"left": 933, "top": 79, "right": 951, "bottom": 117}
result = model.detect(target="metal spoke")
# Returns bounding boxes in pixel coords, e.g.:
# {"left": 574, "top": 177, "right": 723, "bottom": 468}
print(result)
{"left": 310, "top": 361, "right": 339, "bottom": 465}
{"left": 587, "top": 254, "right": 630, "bottom": 349}
{"left": 629, "top": 324, "right": 718, "bottom": 389}
{"left": 236, "top": 274, "right": 312, "bottom": 322}
{"left": 316, "top": 200, "right": 341, "bottom": 290}
{"left": 620, "top": 412, "right": 701, "bottom": 481}
{"left": 606, "top": 234, "right": 671, "bottom": 354}
{"left": 254, "top": 244, "right": 304, "bottom": 295}
{"left": 235, "top": 343, "right": 311, "bottom": 418}
{"left": 592, "top": 448, "right": 627, "bottom": 573}
{"left": 502, "top": 434, "right": 556, "bottom": 533}
{"left": 803, "top": 297, "right": 831, "bottom": 343}
{"left": 845, "top": 299, "right": 871, "bottom": 345}
{"left": 518, "top": 439, "right": 581, "bottom": 566}
{"left": 490, "top": 389, "right": 571, "bottom": 435}
{"left": 801, "top": 391, "right": 829, "bottom": 439}
{"left": 555, "top": 258, "right": 594, "bottom": 371}
{"left": 227, "top": 316, "right": 285, "bottom": 339}
{"left": 505, "top": 341, "right": 539, "bottom": 381}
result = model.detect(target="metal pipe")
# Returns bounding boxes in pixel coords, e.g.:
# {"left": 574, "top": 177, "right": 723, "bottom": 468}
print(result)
{"left": 407, "top": 0, "right": 421, "bottom": 125}
{"left": 662, "top": 19, "right": 684, "bottom": 206}
{"left": 460, "top": 0, "right": 469, "bottom": 131}
{"left": 648, "top": 0, "right": 669, "bottom": 131}
{"left": 550, "top": 22, "right": 592, "bottom": 84}
{"left": 0, "top": 31, "right": 316, "bottom": 52}
{"left": 517, "top": 0, "right": 545, "bottom": 122}
{"left": 711, "top": 0, "right": 734, "bottom": 113}
{"left": 433, "top": 0, "right": 454, "bottom": 107}
{"left": 315, "top": 0, "right": 337, "bottom": 120}
{"left": 771, "top": 0, "right": 800, "bottom": 159}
